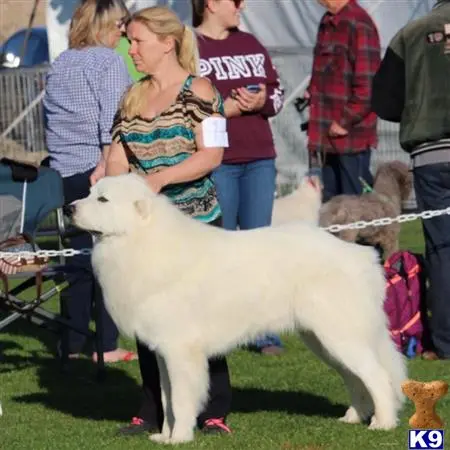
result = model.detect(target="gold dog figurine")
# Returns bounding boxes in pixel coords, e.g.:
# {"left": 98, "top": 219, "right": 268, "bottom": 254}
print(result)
{"left": 402, "top": 380, "right": 448, "bottom": 429}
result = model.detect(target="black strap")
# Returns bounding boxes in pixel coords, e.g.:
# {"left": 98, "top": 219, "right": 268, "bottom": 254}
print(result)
{"left": 119, "top": 133, "right": 149, "bottom": 174}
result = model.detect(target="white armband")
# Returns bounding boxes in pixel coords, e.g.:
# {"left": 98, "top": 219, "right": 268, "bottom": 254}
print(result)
{"left": 202, "top": 117, "right": 229, "bottom": 148}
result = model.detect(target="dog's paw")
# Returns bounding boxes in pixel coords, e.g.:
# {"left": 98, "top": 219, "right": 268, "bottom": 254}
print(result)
{"left": 368, "top": 415, "right": 397, "bottom": 430}
{"left": 149, "top": 433, "right": 171, "bottom": 444}
{"left": 150, "top": 432, "right": 194, "bottom": 445}
{"left": 338, "top": 406, "right": 362, "bottom": 424}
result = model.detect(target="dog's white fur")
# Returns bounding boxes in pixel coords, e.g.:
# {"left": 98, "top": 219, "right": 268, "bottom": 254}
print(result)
{"left": 272, "top": 175, "right": 322, "bottom": 226}
{"left": 73, "top": 174, "right": 406, "bottom": 444}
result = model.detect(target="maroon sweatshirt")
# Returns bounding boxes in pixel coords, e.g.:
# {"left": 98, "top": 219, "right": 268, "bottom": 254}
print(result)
{"left": 197, "top": 30, "right": 284, "bottom": 164}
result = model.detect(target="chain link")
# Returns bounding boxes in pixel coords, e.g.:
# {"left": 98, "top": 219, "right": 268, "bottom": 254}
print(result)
{"left": 322, "top": 206, "right": 450, "bottom": 233}
{"left": 0, "top": 247, "right": 92, "bottom": 259}
{"left": 2, "top": 207, "right": 450, "bottom": 259}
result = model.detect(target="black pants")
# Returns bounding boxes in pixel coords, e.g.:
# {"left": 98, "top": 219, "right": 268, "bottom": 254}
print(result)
{"left": 414, "top": 161, "right": 450, "bottom": 358}
{"left": 321, "top": 148, "right": 373, "bottom": 202}
{"left": 136, "top": 342, "right": 232, "bottom": 429}
{"left": 62, "top": 168, "right": 119, "bottom": 353}
{"left": 135, "top": 216, "right": 232, "bottom": 429}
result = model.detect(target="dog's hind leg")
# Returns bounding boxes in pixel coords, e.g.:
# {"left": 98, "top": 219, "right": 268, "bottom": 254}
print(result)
{"left": 376, "top": 332, "right": 407, "bottom": 413}
{"left": 338, "top": 371, "right": 373, "bottom": 424}
{"left": 380, "top": 226, "right": 399, "bottom": 260}
{"left": 150, "top": 346, "right": 209, "bottom": 444}
{"left": 316, "top": 335, "right": 398, "bottom": 429}
{"left": 300, "top": 332, "right": 373, "bottom": 423}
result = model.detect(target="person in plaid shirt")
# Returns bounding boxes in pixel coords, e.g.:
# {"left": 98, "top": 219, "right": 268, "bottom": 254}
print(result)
{"left": 306, "top": 0, "right": 381, "bottom": 202}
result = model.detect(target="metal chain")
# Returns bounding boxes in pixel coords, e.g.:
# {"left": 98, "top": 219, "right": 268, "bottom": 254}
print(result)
{"left": 323, "top": 206, "right": 450, "bottom": 233}
{"left": 0, "top": 247, "right": 92, "bottom": 259}
{"left": 1, "top": 207, "right": 450, "bottom": 259}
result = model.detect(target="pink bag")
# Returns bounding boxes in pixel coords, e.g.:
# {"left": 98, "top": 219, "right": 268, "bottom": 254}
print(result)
{"left": 383, "top": 251, "right": 429, "bottom": 358}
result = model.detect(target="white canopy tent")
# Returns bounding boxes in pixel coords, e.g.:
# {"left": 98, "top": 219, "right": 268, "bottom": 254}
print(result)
{"left": 46, "top": 0, "right": 436, "bottom": 179}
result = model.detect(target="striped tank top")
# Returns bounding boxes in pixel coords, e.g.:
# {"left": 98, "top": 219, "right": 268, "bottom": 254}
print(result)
{"left": 111, "top": 75, "right": 223, "bottom": 223}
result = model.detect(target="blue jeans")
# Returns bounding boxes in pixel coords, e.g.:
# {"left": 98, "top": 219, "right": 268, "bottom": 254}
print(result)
{"left": 414, "top": 162, "right": 450, "bottom": 358}
{"left": 212, "top": 159, "right": 282, "bottom": 349}
{"left": 321, "top": 149, "right": 373, "bottom": 202}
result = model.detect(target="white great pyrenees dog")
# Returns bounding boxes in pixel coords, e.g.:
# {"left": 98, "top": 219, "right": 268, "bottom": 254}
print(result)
{"left": 72, "top": 174, "right": 406, "bottom": 445}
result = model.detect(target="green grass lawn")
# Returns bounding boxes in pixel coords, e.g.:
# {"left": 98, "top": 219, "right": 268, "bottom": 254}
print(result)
{"left": 1, "top": 221, "right": 449, "bottom": 450}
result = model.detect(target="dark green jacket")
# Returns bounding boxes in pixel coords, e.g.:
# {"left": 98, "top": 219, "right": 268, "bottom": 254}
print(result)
{"left": 371, "top": 0, "right": 450, "bottom": 153}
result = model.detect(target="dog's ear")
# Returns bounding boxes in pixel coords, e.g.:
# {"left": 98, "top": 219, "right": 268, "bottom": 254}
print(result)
{"left": 134, "top": 198, "right": 152, "bottom": 219}
{"left": 307, "top": 175, "right": 323, "bottom": 192}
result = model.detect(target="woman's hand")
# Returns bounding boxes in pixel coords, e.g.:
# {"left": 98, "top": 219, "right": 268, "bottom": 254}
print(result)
{"left": 223, "top": 96, "right": 242, "bottom": 118}
{"left": 90, "top": 158, "right": 106, "bottom": 186}
{"left": 144, "top": 171, "right": 168, "bottom": 194}
{"left": 234, "top": 84, "right": 267, "bottom": 113}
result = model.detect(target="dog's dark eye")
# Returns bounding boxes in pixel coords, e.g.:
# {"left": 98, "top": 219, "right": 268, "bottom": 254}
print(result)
{"left": 97, "top": 196, "right": 109, "bottom": 203}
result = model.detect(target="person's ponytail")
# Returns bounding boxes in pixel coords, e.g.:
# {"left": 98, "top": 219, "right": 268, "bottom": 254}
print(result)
{"left": 178, "top": 25, "right": 200, "bottom": 75}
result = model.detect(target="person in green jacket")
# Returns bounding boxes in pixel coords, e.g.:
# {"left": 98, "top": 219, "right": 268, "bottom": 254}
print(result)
{"left": 372, "top": 0, "right": 450, "bottom": 362}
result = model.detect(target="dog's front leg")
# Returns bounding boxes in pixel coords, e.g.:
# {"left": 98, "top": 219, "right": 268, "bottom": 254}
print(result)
{"left": 155, "top": 346, "right": 209, "bottom": 444}
{"left": 149, "top": 354, "right": 173, "bottom": 443}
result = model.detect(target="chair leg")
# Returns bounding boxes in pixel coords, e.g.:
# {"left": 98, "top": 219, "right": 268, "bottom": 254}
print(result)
{"left": 56, "top": 208, "right": 66, "bottom": 267}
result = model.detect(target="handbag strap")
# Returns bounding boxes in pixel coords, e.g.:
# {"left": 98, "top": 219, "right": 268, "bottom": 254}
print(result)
{"left": 119, "top": 133, "right": 149, "bottom": 174}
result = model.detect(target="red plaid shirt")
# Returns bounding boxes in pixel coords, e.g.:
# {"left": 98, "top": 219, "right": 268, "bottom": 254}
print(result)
{"left": 307, "top": 0, "right": 380, "bottom": 160}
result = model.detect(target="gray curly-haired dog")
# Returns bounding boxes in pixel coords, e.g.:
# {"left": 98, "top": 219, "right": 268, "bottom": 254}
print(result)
{"left": 319, "top": 161, "right": 413, "bottom": 260}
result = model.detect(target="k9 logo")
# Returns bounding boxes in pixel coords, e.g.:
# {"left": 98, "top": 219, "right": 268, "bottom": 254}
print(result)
{"left": 409, "top": 430, "right": 444, "bottom": 449}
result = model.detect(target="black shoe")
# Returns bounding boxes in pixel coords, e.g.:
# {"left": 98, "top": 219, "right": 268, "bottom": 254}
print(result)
{"left": 117, "top": 417, "right": 155, "bottom": 436}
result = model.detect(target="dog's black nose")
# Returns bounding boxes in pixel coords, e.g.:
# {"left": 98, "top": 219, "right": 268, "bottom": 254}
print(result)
{"left": 64, "top": 204, "right": 76, "bottom": 218}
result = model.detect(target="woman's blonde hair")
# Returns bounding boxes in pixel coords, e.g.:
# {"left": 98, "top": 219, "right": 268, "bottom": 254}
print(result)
{"left": 68, "top": 0, "right": 127, "bottom": 49}
{"left": 120, "top": 6, "right": 200, "bottom": 118}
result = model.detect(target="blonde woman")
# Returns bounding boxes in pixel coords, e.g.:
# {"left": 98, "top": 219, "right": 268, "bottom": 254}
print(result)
{"left": 98, "top": 6, "right": 232, "bottom": 436}
{"left": 44, "top": 0, "right": 136, "bottom": 363}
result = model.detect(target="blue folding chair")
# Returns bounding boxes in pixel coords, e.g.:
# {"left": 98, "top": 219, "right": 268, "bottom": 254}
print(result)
{"left": 0, "top": 161, "right": 105, "bottom": 379}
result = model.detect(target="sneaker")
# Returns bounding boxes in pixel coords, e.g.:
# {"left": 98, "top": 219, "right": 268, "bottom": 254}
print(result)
{"left": 201, "top": 417, "right": 232, "bottom": 434}
{"left": 117, "top": 417, "right": 155, "bottom": 436}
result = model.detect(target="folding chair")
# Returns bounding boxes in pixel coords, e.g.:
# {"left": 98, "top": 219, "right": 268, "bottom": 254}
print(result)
{"left": 0, "top": 161, "right": 105, "bottom": 379}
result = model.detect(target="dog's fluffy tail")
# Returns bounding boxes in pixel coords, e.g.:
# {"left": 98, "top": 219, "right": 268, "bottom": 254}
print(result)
{"left": 359, "top": 245, "right": 407, "bottom": 412}
{"left": 377, "top": 330, "right": 407, "bottom": 411}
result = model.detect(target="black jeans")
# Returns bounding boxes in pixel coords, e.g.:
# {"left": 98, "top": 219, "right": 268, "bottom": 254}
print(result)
{"left": 414, "top": 162, "right": 450, "bottom": 358}
{"left": 61, "top": 168, "right": 119, "bottom": 353}
{"left": 135, "top": 217, "right": 232, "bottom": 429}
{"left": 321, "top": 148, "right": 373, "bottom": 202}
{"left": 136, "top": 342, "right": 232, "bottom": 429}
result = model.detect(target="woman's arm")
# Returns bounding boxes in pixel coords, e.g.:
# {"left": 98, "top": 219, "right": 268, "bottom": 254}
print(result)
{"left": 144, "top": 78, "right": 225, "bottom": 193}
{"left": 90, "top": 144, "right": 111, "bottom": 185}
{"left": 233, "top": 39, "right": 284, "bottom": 118}
{"left": 105, "top": 141, "right": 129, "bottom": 176}
{"left": 90, "top": 55, "right": 131, "bottom": 186}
